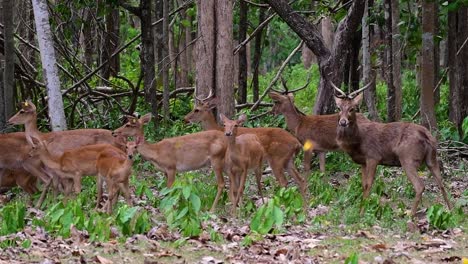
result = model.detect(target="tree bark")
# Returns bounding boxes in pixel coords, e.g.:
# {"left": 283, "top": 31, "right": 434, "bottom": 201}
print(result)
{"left": 32, "top": 0, "right": 67, "bottom": 131}
{"left": 448, "top": 4, "right": 468, "bottom": 135}
{"left": 2, "top": 0, "right": 14, "bottom": 128}
{"left": 237, "top": 0, "right": 248, "bottom": 104}
{"left": 102, "top": 8, "right": 120, "bottom": 80}
{"left": 215, "top": 0, "right": 234, "bottom": 118}
{"left": 252, "top": 8, "right": 266, "bottom": 103}
{"left": 195, "top": 0, "right": 215, "bottom": 99}
{"left": 162, "top": 0, "right": 170, "bottom": 121}
{"left": 266, "top": 0, "right": 366, "bottom": 114}
{"left": 391, "top": 0, "right": 402, "bottom": 120}
{"left": 420, "top": 0, "right": 437, "bottom": 131}
{"left": 362, "top": 0, "right": 379, "bottom": 121}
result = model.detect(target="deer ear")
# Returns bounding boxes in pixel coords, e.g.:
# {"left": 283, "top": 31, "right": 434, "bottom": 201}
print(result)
{"left": 238, "top": 114, "right": 247, "bottom": 125}
{"left": 140, "top": 113, "right": 152, "bottom": 124}
{"left": 268, "top": 92, "right": 279, "bottom": 101}
{"left": 352, "top": 93, "right": 363, "bottom": 106}
{"left": 219, "top": 113, "right": 227, "bottom": 124}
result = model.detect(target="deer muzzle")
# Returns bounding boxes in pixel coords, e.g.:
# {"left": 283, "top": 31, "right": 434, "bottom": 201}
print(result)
{"left": 225, "top": 132, "right": 233, "bottom": 136}
{"left": 339, "top": 118, "right": 349, "bottom": 127}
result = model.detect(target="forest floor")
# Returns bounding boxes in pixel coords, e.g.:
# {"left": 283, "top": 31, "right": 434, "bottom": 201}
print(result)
{"left": 0, "top": 155, "right": 467, "bottom": 264}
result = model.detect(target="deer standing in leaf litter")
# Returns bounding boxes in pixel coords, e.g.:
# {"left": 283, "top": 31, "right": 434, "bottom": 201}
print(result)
{"left": 332, "top": 83, "right": 452, "bottom": 216}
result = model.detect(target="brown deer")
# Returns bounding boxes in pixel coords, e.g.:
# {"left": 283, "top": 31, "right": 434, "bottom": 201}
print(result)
{"left": 112, "top": 113, "right": 228, "bottom": 211}
{"left": 220, "top": 114, "right": 265, "bottom": 211}
{"left": 29, "top": 136, "right": 124, "bottom": 209}
{"left": 0, "top": 168, "right": 38, "bottom": 194}
{"left": 8, "top": 100, "right": 125, "bottom": 206}
{"left": 0, "top": 132, "right": 48, "bottom": 195}
{"left": 269, "top": 91, "right": 369, "bottom": 174}
{"left": 184, "top": 94, "right": 307, "bottom": 196}
{"left": 97, "top": 141, "right": 137, "bottom": 214}
{"left": 332, "top": 84, "right": 452, "bottom": 216}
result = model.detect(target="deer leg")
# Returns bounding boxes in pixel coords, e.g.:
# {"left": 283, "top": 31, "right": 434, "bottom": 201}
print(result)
{"left": 400, "top": 160, "right": 424, "bottom": 216}
{"left": 427, "top": 159, "right": 452, "bottom": 210}
{"left": 95, "top": 175, "right": 103, "bottom": 210}
{"left": 318, "top": 152, "right": 326, "bottom": 173}
{"left": 74, "top": 172, "right": 82, "bottom": 195}
{"left": 120, "top": 179, "right": 132, "bottom": 206}
{"left": 36, "top": 178, "right": 52, "bottom": 208}
{"left": 165, "top": 168, "right": 176, "bottom": 187}
{"left": 303, "top": 149, "right": 312, "bottom": 175}
{"left": 269, "top": 157, "right": 288, "bottom": 187}
{"left": 286, "top": 159, "right": 308, "bottom": 198}
{"left": 210, "top": 161, "right": 225, "bottom": 212}
{"left": 362, "top": 160, "right": 378, "bottom": 199}
{"left": 235, "top": 168, "right": 248, "bottom": 207}
{"left": 254, "top": 165, "right": 264, "bottom": 203}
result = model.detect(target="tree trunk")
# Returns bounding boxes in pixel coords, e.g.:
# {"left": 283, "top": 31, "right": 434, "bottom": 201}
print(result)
{"left": 448, "top": 5, "right": 468, "bottom": 135}
{"left": 266, "top": 0, "right": 366, "bottom": 114}
{"left": 433, "top": 3, "right": 440, "bottom": 104}
{"left": 384, "top": 0, "right": 396, "bottom": 122}
{"left": 177, "top": 0, "right": 190, "bottom": 88}
{"left": 237, "top": 0, "right": 248, "bottom": 104}
{"left": 2, "top": 0, "right": 14, "bottom": 128}
{"left": 162, "top": 0, "right": 170, "bottom": 121}
{"left": 252, "top": 8, "right": 266, "bottom": 103}
{"left": 420, "top": 0, "right": 437, "bottom": 131}
{"left": 81, "top": 8, "right": 95, "bottom": 67}
{"left": 32, "top": 0, "right": 67, "bottom": 131}
{"left": 102, "top": 8, "right": 120, "bottom": 80}
{"left": 215, "top": 0, "right": 234, "bottom": 118}
{"left": 391, "top": 0, "right": 402, "bottom": 120}
{"left": 349, "top": 29, "right": 361, "bottom": 92}
{"left": 362, "top": 0, "right": 379, "bottom": 121}
{"left": 321, "top": 16, "right": 333, "bottom": 49}
{"left": 195, "top": 0, "right": 215, "bottom": 99}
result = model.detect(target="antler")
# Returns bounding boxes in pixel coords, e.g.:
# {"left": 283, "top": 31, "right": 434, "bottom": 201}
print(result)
{"left": 330, "top": 81, "right": 347, "bottom": 97}
{"left": 194, "top": 87, "right": 214, "bottom": 103}
{"left": 348, "top": 82, "right": 372, "bottom": 98}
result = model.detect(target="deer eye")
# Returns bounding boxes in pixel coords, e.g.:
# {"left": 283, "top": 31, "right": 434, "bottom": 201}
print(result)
{"left": 194, "top": 109, "right": 199, "bottom": 113}
{"left": 234, "top": 124, "right": 238, "bottom": 127}
{"left": 19, "top": 110, "right": 25, "bottom": 114}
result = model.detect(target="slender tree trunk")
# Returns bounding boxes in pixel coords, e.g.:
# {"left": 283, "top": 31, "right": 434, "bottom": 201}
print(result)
{"left": 162, "top": 0, "right": 170, "bottom": 121}
{"left": 195, "top": 0, "right": 215, "bottom": 99}
{"left": 448, "top": 5, "right": 468, "bottom": 135}
{"left": 433, "top": 4, "right": 440, "bottom": 104}
{"left": 252, "top": 8, "right": 266, "bottom": 103}
{"left": 391, "top": 0, "right": 402, "bottom": 120}
{"left": 362, "top": 0, "right": 379, "bottom": 121}
{"left": 81, "top": 8, "right": 95, "bottom": 68}
{"left": 420, "top": 0, "right": 437, "bottom": 131}
{"left": 2, "top": 0, "right": 14, "bottom": 128}
{"left": 102, "top": 8, "right": 120, "bottom": 80}
{"left": 349, "top": 29, "right": 361, "bottom": 92}
{"left": 385, "top": 0, "right": 396, "bottom": 122}
{"left": 32, "top": 0, "right": 67, "bottom": 131}
{"left": 215, "top": 0, "right": 234, "bottom": 118}
{"left": 177, "top": 0, "right": 190, "bottom": 87}
{"left": 237, "top": 0, "right": 248, "bottom": 104}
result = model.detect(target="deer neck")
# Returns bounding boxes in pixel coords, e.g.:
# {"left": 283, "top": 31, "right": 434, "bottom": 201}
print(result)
{"left": 282, "top": 103, "right": 303, "bottom": 133}
{"left": 135, "top": 134, "right": 152, "bottom": 160}
{"left": 38, "top": 149, "right": 61, "bottom": 171}
{"left": 202, "top": 113, "right": 222, "bottom": 131}
{"left": 226, "top": 134, "right": 241, "bottom": 155}
{"left": 336, "top": 118, "right": 361, "bottom": 145}
{"left": 24, "top": 114, "right": 43, "bottom": 140}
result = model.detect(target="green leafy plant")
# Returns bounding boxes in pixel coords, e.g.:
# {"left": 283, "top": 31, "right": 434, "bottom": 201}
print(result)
{"left": 427, "top": 204, "right": 455, "bottom": 230}
{"left": 0, "top": 201, "right": 26, "bottom": 235}
{"left": 250, "top": 197, "right": 284, "bottom": 234}
{"left": 159, "top": 176, "right": 203, "bottom": 237}
{"left": 115, "top": 205, "right": 150, "bottom": 236}
{"left": 344, "top": 252, "right": 359, "bottom": 264}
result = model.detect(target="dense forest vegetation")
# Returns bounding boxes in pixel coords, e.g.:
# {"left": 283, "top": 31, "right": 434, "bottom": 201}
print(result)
{"left": 0, "top": 0, "right": 467, "bottom": 263}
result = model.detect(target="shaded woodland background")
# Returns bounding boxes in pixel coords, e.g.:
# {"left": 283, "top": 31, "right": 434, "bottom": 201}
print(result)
{"left": 0, "top": 0, "right": 467, "bottom": 138}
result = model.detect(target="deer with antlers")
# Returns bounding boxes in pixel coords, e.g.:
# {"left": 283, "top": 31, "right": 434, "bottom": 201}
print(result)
{"left": 220, "top": 114, "right": 265, "bottom": 211}
{"left": 8, "top": 100, "right": 126, "bottom": 206}
{"left": 332, "top": 83, "right": 452, "bottom": 216}
{"left": 112, "top": 113, "right": 229, "bottom": 211}
{"left": 269, "top": 88, "right": 369, "bottom": 174}
{"left": 184, "top": 90, "right": 307, "bottom": 196}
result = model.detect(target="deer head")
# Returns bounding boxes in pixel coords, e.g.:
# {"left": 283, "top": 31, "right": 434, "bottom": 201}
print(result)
{"left": 220, "top": 114, "right": 246, "bottom": 137}
{"left": 125, "top": 141, "right": 138, "bottom": 160}
{"left": 112, "top": 113, "right": 151, "bottom": 141}
{"left": 184, "top": 98, "right": 218, "bottom": 124}
{"left": 334, "top": 93, "right": 363, "bottom": 128}
{"left": 268, "top": 92, "right": 295, "bottom": 116}
{"left": 28, "top": 136, "right": 49, "bottom": 158}
{"left": 8, "top": 100, "right": 37, "bottom": 125}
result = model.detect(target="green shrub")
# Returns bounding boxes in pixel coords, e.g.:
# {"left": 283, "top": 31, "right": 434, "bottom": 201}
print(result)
{"left": 427, "top": 204, "right": 455, "bottom": 230}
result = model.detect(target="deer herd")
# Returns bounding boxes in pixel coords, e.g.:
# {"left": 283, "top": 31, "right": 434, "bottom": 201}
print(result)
{"left": 0, "top": 84, "right": 452, "bottom": 217}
